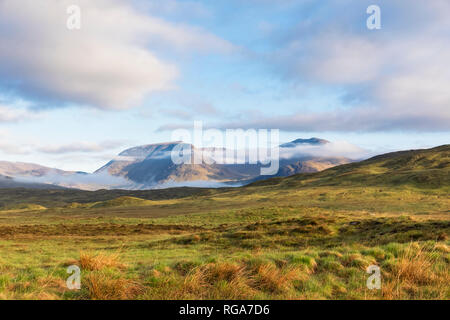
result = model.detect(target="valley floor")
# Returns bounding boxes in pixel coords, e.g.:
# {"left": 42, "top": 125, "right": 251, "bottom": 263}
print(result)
{"left": 0, "top": 185, "right": 448, "bottom": 300}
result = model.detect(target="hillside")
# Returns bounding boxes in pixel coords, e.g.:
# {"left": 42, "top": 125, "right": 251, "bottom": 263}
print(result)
{"left": 0, "top": 174, "right": 65, "bottom": 190}
{"left": 249, "top": 144, "right": 450, "bottom": 189}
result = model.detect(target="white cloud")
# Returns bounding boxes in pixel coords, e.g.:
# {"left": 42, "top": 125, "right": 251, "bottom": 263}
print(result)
{"left": 266, "top": 0, "right": 450, "bottom": 131}
{"left": 280, "top": 141, "right": 369, "bottom": 160}
{"left": 0, "top": 130, "right": 31, "bottom": 155}
{"left": 0, "top": 142, "right": 30, "bottom": 156}
{"left": 37, "top": 141, "right": 125, "bottom": 154}
{"left": 297, "top": 34, "right": 383, "bottom": 84}
{"left": 0, "top": 104, "right": 36, "bottom": 123}
{"left": 15, "top": 171, "right": 132, "bottom": 191}
{"left": 134, "top": 0, "right": 213, "bottom": 20}
{"left": 0, "top": 0, "right": 234, "bottom": 109}
{"left": 0, "top": 134, "right": 125, "bottom": 159}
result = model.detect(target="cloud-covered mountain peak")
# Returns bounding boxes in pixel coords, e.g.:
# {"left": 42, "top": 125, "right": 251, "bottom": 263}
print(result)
{"left": 119, "top": 141, "right": 185, "bottom": 158}
{"left": 280, "top": 138, "right": 330, "bottom": 148}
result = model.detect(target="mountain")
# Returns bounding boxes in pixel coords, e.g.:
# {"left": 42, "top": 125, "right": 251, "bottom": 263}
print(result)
{"left": 96, "top": 142, "right": 259, "bottom": 186}
{"left": 96, "top": 138, "right": 352, "bottom": 188}
{"left": 280, "top": 137, "right": 329, "bottom": 148}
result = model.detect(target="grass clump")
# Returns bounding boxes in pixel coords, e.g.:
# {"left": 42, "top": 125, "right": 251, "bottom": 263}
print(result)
{"left": 79, "top": 252, "right": 125, "bottom": 271}
{"left": 381, "top": 243, "right": 449, "bottom": 299}
{"left": 83, "top": 272, "right": 143, "bottom": 300}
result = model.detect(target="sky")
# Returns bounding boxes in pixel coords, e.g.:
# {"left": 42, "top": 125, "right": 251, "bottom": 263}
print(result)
{"left": 0, "top": 0, "right": 449, "bottom": 172}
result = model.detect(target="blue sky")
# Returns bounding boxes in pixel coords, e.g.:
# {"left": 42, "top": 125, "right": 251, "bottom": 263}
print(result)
{"left": 0, "top": 0, "right": 449, "bottom": 172}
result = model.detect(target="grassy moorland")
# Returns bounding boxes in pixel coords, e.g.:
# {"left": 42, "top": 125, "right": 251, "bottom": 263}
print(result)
{"left": 0, "top": 145, "right": 448, "bottom": 300}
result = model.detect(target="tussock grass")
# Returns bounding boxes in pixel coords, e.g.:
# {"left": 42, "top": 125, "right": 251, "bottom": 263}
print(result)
{"left": 182, "top": 262, "right": 254, "bottom": 299}
{"left": 142, "top": 260, "right": 310, "bottom": 299}
{"left": 380, "top": 243, "right": 449, "bottom": 299}
{"left": 394, "top": 244, "right": 437, "bottom": 285}
{"left": 252, "top": 263, "right": 303, "bottom": 293}
{"left": 79, "top": 252, "right": 125, "bottom": 271}
{"left": 83, "top": 272, "right": 143, "bottom": 300}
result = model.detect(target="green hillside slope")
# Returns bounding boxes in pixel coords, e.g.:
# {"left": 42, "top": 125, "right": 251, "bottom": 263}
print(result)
{"left": 249, "top": 145, "right": 450, "bottom": 189}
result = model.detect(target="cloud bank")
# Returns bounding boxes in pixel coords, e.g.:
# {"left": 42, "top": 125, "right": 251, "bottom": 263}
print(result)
{"left": 0, "top": 0, "right": 233, "bottom": 110}
{"left": 279, "top": 141, "right": 369, "bottom": 160}
{"left": 15, "top": 171, "right": 131, "bottom": 191}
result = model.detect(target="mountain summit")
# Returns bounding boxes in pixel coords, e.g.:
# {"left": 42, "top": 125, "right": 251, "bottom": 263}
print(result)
{"left": 96, "top": 138, "right": 350, "bottom": 189}
{"left": 280, "top": 138, "right": 329, "bottom": 148}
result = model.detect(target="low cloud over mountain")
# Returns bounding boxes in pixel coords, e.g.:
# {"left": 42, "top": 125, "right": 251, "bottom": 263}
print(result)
{"left": 0, "top": 138, "right": 363, "bottom": 190}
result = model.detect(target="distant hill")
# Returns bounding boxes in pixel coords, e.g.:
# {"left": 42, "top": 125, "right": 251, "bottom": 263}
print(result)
{"left": 0, "top": 174, "right": 65, "bottom": 189}
{"left": 0, "top": 161, "right": 89, "bottom": 190}
{"left": 0, "top": 161, "right": 82, "bottom": 177}
{"left": 249, "top": 145, "right": 450, "bottom": 189}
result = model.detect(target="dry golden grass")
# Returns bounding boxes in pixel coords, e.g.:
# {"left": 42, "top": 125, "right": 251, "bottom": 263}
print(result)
{"left": 151, "top": 261, "right": 310, "bottom": 299}
{"left": 381, "top": 243, "right": 449, "bottom": 299}
{"left": 203, "top": 262, "right": 247, "bottom": 283}
{"left": 434, "top": 243, "right": 449, "bottom": 253}
{"left": 181, "top": 262, "right": 254, "bottom": 299}
{"left": 83, "top": 272, "right": 143, "bottom": 300}
{"left": 253, "top": 263, "right": 302, "bottom": 293}
{"left": 35, "top": 292, "right": 60, "bottom": 300}
{"left": 394, "top": 244, "right": 437, "bottom": 285}
{"left": 37, "top": 275, "right": 67, "bottom": 294}
{"left": 77, "top": 251, "right": 142, "bottom": 300}
{"left": 79, "top": 251, "right": 125, "bottom": 271}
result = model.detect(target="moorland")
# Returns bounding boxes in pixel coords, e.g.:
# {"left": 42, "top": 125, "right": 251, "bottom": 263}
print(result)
{"left": 0, "top": 145, "right": 448, "bottom": 299}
